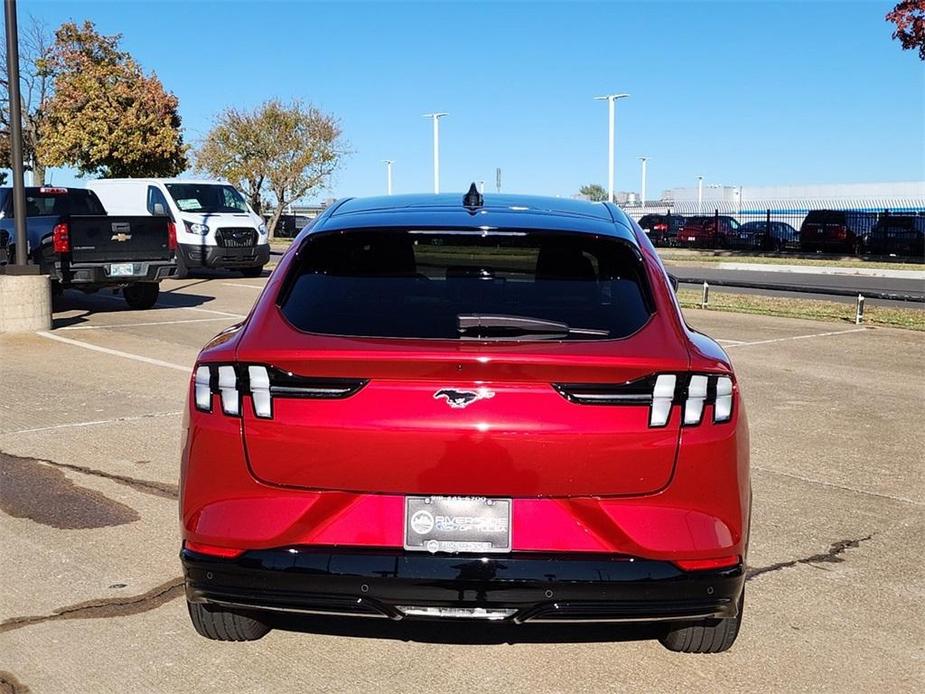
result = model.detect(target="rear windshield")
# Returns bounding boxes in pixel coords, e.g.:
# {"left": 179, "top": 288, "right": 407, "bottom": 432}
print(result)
{"left": 279, "top": 229, "right": 653, "bottom": 340}
{"left": 22, "top": 188, "right": 106, "bottom": 217}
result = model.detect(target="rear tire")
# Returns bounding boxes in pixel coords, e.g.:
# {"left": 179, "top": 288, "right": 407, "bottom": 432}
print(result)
{"left": 174, "top": 252, "right": 190, "bottom": 280}
{"left": 187, "top": 601, "right": 270, "bottom": 642}
{"left": 123, "top": 282, "right": 160, "bottom": 310}
{"left": 241, "top": 265, "right": 264, "bottom": 278}
{"left": 659, "top": 590, "right": 743, "bottom": 654}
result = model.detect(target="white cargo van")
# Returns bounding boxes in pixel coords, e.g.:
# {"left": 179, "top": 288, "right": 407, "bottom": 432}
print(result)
{"left": 88, "top": 178, "right": 270, "bottom": 277}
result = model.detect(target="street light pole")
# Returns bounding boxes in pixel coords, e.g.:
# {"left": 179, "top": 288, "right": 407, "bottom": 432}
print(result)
{"left": 5, "top": 0, "right": 29, "bottom": 266}
{"left": 639, "top": 157, "right": 648, "bottom": 207}
{"left": 383, "top": 160, "right": 393, "bottom": 195}
{"left": 594, "top": 93, "right": 629, "bottom": 203}
{"left": 697, "top": 176, "right": 704, "bottom": 214}
{"left": 423, "top": 113, "right": 447, "bottom": 194}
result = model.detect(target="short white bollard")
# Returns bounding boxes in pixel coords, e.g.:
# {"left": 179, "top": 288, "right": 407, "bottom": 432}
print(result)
{"left": 701, "top": 281, "right": 710, "bottom": 309}
{"left": 855, "top": 294, "right": 865, "bottom": 325}
{"left": 0, "top": 272, "right": 52, "bottom": 333}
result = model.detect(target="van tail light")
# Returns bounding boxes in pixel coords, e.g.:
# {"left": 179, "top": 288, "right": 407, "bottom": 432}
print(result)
{"left": 166, "top": 221, "right": 177, "bottom": 251}
{"left": 554, "top": 372, "right": 735, "bottom": 428}
{"left": 52, "top": 223, "right": 70, "bottom": 253}
{"left": 192, "top": 363, "right": 367, "bottom": 418}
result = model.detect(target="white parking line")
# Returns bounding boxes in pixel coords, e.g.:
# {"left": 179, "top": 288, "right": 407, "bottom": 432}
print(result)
{"left": 222, "top": 283, "right": 265, "bottom": 290}
{"left": 59, "top": 317, "right": 232, "bottom": 331}
{"left": 174, "top": 306, "right": 247, "bottom": 319}
{"left": 717, "top": 339, "right": 746, "bottom": 345}
{"left": 726, "top": 328, "right": 868, "bottom": 348}
{"left": 37, "top": 331, "right": 190, "bottom": 372}
{"left": 3, "top": 411, "right": 182, "bottom": 436}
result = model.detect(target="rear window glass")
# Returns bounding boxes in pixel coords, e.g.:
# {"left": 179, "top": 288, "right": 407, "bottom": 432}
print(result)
{"left": 279, "top": 230, "right": 653, "bottom": 340}
{"left": 23, "top": 189, "right": 106, "bottom": 217}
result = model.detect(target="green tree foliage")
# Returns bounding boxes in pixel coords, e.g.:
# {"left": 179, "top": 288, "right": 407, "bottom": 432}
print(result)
{"left": 579, "top": 183, "right": 608, "bottom": 201}
{"left": 887, "top": 1, "right": 925, "bottom": 59}
{"left": 37, "top": 21, "right": 187, "bottom": 177}
{"left": 196, "top": 99, "right": 347, "bottom": 237}
{"left": 1, "top": 17, "right": 54, "bottom": 184}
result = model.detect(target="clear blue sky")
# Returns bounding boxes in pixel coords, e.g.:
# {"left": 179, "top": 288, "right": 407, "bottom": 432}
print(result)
{"left": 16, "top": 0, "right": 925, "bottom": 201}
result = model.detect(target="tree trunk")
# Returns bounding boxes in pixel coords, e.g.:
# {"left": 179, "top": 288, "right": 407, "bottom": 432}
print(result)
{"left": 31, "top": 161, "right": 46, "bottom": 186}
{"left": 267, "top": 206, "right": 284, "bottom": 241}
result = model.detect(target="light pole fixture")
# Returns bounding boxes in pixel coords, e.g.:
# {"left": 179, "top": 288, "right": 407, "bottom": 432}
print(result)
{"left": 593, "top": 93, "right": 630, "bottom": 203}
{"left": 639, "top": 156, "right": 649, "bottom": 207}
{"left": 423, "top": 113, "right": 448, "bottom": 194}
{"left": 383, "top": 160, "right": 394, "bottom": 195}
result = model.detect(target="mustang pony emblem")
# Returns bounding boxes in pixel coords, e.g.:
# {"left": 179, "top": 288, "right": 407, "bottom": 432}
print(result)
{"left": 433, "top": 387, "right": 495, "bottom": 409}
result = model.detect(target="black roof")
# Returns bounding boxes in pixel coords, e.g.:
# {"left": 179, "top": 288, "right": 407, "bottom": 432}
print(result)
{"left": 311, "top": 193, "right": 637, "bottom": 242}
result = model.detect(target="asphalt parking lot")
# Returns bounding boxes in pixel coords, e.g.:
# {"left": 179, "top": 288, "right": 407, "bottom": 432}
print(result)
{"left": 1, "top": 274, "right": 923, "bottom": 693}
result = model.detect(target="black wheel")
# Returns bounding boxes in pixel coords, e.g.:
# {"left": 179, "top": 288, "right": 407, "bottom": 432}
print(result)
{"left": 659, "top": 590, "right": 743, "bottom": 653}
{"left": 240, "top": 265, "right": 264, "bottom": 278}
{"left": 122, "top": 282, "right": 160, "bottom": 310}
{"left": 187, "top": 601, "right": 270, "bottom": 641}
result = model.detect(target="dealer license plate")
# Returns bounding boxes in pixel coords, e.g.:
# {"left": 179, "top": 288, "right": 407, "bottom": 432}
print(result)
{"left": 109, "top": 263, "right": 135, "bottom": 277}
{"left": 404, "top": 496, "right": 512, "bottom": 553}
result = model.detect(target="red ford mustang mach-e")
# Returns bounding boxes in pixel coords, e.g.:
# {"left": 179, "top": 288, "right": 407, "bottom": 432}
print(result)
{"left": 180, "top": 188, "right": 750, "bottom": 653}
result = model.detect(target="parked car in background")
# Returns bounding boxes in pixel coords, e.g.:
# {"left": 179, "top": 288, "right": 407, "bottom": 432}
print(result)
{"left": 637, "top": 213, "right": 686, "bottom": 246}
{"left": 180, "top": 189, "right": 750, "bottom": 653}
{"left": 0, "top": 186, "right": 176, "bottom": 309}
{"left": 728, "top": 221, "right": 800, "bottom": 252}
{"left": 89, "top": 178, "right": 270, "bottom": 278}
{"left": 867, "top": 214, "right": 925, "bottom": 258}
{"left": 799, "top": 210, "right": 878, "bottom": 254}
{"left": 677, "top": 215, "right": 741, "bottom": 248}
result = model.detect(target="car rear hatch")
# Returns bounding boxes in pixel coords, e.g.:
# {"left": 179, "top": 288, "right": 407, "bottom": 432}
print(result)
{"left": 232, "top": 227, "right": 688, "bottom": 497}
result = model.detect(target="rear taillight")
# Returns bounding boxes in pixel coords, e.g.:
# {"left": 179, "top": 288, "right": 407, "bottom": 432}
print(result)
{"left": 674, "top": 556, "right": 740, "bottom": 572}
{"left": 654, "top": 223, "right": 668, "bottom": 232}
{"left": 554, "top": 373, "right": 735, "bottom": 428}
{"left": 183, "top": 541, "right": 244, "bottom": 559}
{"left": 831, "top": 224, "right": 847, "bottom": 240}
{"left": 52, "top": 223, "right": 70, "bottom": 254}
{"left": 193, "top": 363, "right": 367, "bottom": 418}
{"left": 167, "top": 221, "right": 177, "bottom": 251}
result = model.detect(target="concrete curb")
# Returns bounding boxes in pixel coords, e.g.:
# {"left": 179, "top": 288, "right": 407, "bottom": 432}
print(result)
{"left": 714, "top": 262, "right": 924, "bottom": 280}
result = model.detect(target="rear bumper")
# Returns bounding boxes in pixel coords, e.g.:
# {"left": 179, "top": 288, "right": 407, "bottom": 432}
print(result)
{"left": 179, "top": 242, "right": 270, "bottom": 269}
{"left": 182, "top": 547, "right": 745, "bottom": 624}
{"left": 54, "top": 260, "right": 176, "bottom": 286}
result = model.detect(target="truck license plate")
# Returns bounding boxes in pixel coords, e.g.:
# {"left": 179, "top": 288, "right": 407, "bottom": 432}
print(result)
{"left": 109, "top": 263, "right": 134, "bottom": 277}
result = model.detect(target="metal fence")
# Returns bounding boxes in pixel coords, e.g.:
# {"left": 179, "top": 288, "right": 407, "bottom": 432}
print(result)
{"left": 623, "top": 200, "right": 925, "bottom": 259}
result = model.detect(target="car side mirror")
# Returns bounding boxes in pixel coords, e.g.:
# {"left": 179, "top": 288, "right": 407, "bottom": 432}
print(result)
{"left": 152, "top": 203, "right": 167, "bottom": 216}
{"left": 668, "top": 274, "right": 679, "bottom": 293}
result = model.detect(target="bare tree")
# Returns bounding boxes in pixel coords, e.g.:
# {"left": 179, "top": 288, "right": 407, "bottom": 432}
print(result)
{"left": 1, "top": 16, "right": 54, "bottom": 184}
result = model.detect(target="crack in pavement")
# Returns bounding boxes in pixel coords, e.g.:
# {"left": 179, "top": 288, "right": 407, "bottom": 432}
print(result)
{"left": 747, "top": 535, "right": 873, "bottom": 581}
{"left": 0, "top": 450, "right": 177, "bottom": 500}
{"left": 0, "top": 672, "right": 31, "bottom": 694}
{"left": 0, "top": 578, "right": 184, "bottom": 634}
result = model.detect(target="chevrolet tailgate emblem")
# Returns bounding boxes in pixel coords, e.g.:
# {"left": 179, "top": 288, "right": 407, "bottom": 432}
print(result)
{"left": 111, "top": 232, "right": 132, "bottom": 242}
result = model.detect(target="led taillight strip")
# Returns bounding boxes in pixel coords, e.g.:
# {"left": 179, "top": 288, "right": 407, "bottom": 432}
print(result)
{"left": 194, "top": 363, "right": 367, "bottom": 419}
{"left": 554, "top": 373, "right": 734, "bottom": 427}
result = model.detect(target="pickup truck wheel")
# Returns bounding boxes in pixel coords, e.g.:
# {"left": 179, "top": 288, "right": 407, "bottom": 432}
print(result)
{"left": 240, "top": 265, "right": 264, "bottom": 278}
{"left": 122, "top": 282, "right": 159, "bottom": 310}
{"left": 174, "top": 253, "right": 190, "bottom": 280}
{"left": 659, "top": 590, "right": 743, "bottom": 654}
{"left": 187, "top": 601, "right": 270, "bottom": 641}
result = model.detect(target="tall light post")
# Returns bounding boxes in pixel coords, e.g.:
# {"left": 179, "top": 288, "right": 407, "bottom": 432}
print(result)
{"left": 639, "top": 156, "right": 649, "bottom": 207}
{"left": 5, "top": 0, "right": 28, "bottom": 266}
{"left": 697, "top": 175, "right": 704, "bottom": 214}
{"left": 593, "top": 93, "right": 629, "bottom": 202}
{"left": 423, "top": 113, "right": 447, "bottom": 193}
{"left": 383, "top": 160, "right": 394, "bottom": 195}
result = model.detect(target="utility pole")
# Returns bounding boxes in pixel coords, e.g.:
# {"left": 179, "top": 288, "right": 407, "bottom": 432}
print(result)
{"left": 697, "top": 176, "right": 704, "bottom": 214}
{"left": 383, "top": 160, "right": 393, "bottom": 195}
{"left": 423, "top": 113, "right": 447, "bottom": 193}
{"left": 5, "top": 0, "right": 28, "bottom": 265}
{"left": 639, "top": 156, "right": 648, "bottom": 207}
{"left": 593, "top": 93, "right": 630, "bottom": 202}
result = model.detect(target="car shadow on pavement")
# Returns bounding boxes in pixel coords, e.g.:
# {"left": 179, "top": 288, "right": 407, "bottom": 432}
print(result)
{"left": 50, "top": 285, "right": 230, "bottom": 329}
{"left": 267, "top": 614, "right": 663, "bottom": 645}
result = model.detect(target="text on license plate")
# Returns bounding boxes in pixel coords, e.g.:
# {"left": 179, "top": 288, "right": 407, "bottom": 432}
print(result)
{"left": 404, "top": 496, "right": 512, "bottom": 553}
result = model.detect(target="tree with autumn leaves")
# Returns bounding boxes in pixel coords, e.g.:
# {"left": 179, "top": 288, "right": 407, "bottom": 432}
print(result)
{"left": 887, "top": 1, "right": 925, "bottom": 59}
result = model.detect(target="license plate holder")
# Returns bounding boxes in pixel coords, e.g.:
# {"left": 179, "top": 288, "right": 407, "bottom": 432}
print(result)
{"left": 109, "top": 263, "right": 135, "bottom": 277}
{"left": 404, "top": 496, "right": 512, "bottom": 554}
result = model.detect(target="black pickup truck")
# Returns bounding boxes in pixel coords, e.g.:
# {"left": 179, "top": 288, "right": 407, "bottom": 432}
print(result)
{"left": 0, "top": 186, "right": 177, "bottom": 309}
